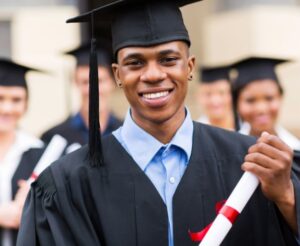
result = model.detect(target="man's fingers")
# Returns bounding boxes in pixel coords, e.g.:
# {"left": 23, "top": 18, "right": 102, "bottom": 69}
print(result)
{"left": 248, "top": 142, "right": 279, "bottom": 159}
{"left": 248, "top": 142, "right": 292, "bottom": 165}
{"left": 244, "top": 152, "right": 278, "bottom": 169}
{"left": 242, "top": 161, "right": 270, "bottom": 179}
{"left": 257, "top": 132, "right": 293, "bottom": 154}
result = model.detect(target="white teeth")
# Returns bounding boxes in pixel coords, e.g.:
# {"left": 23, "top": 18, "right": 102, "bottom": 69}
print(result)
{"left": 143, "top": 91, "right": 169, "bottom": 99}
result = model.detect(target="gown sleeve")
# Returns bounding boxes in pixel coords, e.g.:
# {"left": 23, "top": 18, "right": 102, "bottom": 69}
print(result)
{"left": 292, "top": 150, "right": 300, "bottom": 179}
{"left": 16, "top": 168, "right": 74, "bottom": 246}
{"left": 276, "top": 170, "right": 300, "bottom": 245}
{"left": 16, "top": 165, "right": 102, "bottom": 246}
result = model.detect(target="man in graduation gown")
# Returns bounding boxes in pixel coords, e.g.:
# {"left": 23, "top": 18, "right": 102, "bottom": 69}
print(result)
{"left": 40, "top": 40, "right": 122, "bottom": 153}
{"left": 17, "top": 1, "right": 300, "bottom": 245}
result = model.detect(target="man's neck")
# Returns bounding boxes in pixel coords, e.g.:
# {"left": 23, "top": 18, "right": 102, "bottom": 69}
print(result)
{"left": 132, "top": 108, "right": 186, "bottom": 144}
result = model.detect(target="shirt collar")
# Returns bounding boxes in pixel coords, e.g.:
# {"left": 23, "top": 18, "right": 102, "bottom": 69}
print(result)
{"left": 120, "top": 108, "right": 193, "bottom": 171}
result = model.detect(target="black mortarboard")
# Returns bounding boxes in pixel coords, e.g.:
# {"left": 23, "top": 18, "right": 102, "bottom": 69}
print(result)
{"left": 231, "top": 57, "right": 288, "bottom": 90}
{"left": 65, "top": 40, "right": 113, "bottom": 67}
{"left": 67, "top": 0, "right": 203, "bottom": 167}
{"left": 67, "top": 0, "right": 203, "bottom": 55}
{"left": 200, "top": 66, "right": 230, "bottom": 84}
{"left": 0, "top": 58, "right": 41, "bottom": 89}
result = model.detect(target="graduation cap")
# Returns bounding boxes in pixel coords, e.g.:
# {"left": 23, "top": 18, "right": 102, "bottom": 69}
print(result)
{"left": 67, "top": 0, "right": 204, "bottom": 167}
{"left": 67, "top": 0, "right": 203, "bottom": 55}
{"left": 231, "top": 57, "right": 288, "bottom": 92}
{"left": 0, "top": 58, "right": 41, "bottom": 89}
{"left": 65, "top": 40, "right": 113, "bottom": 67}
{"left": 200, "top": 66, "right": 230, "bottom": 84}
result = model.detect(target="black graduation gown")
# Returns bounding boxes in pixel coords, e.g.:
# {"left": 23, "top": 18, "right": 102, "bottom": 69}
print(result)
{"left": 40, "top": 113, "right": 123, "bottom": 146}
{"left": 293, "top": 150, "right": 300, "bottom": 178}
{"left": 17, "top": 123, "right": 300, "bottom": 246}
{"left": 0, "top": 147, "right": 44, "bottom": 246}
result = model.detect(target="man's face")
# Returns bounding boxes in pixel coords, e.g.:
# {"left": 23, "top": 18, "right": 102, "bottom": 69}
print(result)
{"left": 113, "top": 41, "right": 195, "bottom": 127}
{"left": 75, "top": 65, "right": 115, "bottom": 113}
{"left": 198, "top": 80, "right": 232, "bottom": 120}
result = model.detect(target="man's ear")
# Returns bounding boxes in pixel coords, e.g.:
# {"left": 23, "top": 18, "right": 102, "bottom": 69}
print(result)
{"left": 187, "top": 55, "right": 196, "bottom": 80}
{"left": 112, "top": 63, "right": 122, "bottom": 88}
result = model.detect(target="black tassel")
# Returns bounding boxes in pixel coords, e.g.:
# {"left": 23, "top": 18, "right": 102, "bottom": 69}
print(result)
{"left": 233, "top": 108, "right": 240, "bottom": 132}
{"left": 88, "top": 13, "right": 104, "bottom": 167}
{"left": 231, "top": 87, "right": 240, "bottom": 132}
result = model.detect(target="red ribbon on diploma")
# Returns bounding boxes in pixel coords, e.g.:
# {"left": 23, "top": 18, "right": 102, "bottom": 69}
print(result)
{"left": 189, "top": 200, "right": 240, "bottom": 242}
{"left": 30, "top": 173, "right": 38, "bottom": 181}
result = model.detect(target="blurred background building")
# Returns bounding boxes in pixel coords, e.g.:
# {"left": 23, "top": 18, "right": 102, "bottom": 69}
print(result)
{"left": 1, "top": 0, "right": 300, "bottom": 137}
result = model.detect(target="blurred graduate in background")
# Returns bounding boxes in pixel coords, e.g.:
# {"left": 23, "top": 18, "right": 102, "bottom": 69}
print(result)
{"left": 196, "top": 66, "right": 235, "bottom": 130}
{"left": 41, "top": 39, "right": 122, "bottom": 153}
{"left": 232, "top": 57, "right": 300, "bottom": 176}
{"left": 232, "top": 57, "right": 300, "bottom": 151}
{"left": 0, "top": 59, "right": 44, "bottom": 246}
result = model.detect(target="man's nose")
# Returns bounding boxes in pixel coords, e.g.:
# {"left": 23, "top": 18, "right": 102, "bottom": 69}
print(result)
{"left": 140, "top": 62, "right": 167, "bottom": 83}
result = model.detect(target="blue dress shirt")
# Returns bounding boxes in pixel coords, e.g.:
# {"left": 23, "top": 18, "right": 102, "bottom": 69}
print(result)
{"left": 71, "top": 112, "right": 122, "bottom": 142}
{"left": 113, "top": 109, "right": 193, "bottom": 246}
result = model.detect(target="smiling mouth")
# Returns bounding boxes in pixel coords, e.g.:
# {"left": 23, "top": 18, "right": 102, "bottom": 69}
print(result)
{"left": 141, "top": 89, "right": 172, "bottom": 100}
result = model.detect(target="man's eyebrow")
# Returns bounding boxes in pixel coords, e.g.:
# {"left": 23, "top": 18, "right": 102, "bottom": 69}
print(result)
{"left": 121, "top": 49, "right": 181, "bottom": 61}
{"left": 122, "top": 53, "right": 143, "bottom": 61}
{"left": 159, "top": 49, "right": 180, "bottom": 56}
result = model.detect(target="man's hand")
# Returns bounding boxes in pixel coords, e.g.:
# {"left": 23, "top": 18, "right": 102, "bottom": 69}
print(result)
{"left": 242, "top": 132, "right": 297, "bottom": 234}
{"left": 0, "top": 202, "right": 22, "bottom": 229}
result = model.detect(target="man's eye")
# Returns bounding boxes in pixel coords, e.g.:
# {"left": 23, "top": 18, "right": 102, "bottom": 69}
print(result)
{"left": 160, "top": 57, "right": 178, "bottom": 64}
{"left": 125, "top": 60, "right": 144, "bottom": 67}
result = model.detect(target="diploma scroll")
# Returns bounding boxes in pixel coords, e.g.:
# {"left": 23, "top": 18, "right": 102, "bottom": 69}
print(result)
{"left": 199, "top": 172, "right": 259, "bottom": 246}
{"left": 27, "top": 134, "right": 68, "bottom": 184}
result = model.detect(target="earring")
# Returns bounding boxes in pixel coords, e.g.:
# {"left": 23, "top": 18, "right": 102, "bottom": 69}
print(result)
{"left": 116, "top": 81, "right": 123, "bottom": 88}
{"left": 188, "top": 74, "right": 193, "bottom": 81}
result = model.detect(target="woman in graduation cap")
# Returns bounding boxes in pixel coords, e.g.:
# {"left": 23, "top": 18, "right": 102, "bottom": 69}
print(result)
{"left": 232, "top": 57, "right": 300, "bottom": 178}
{"left": 40, "top": 40, "right": 122, "bottom": 154}
{"left": 232, "top": 57, "right": 300, "bottom": 150}
{"left": 196, "top": 66, "right": 235, "bottom": 130}
{"left": 17, "top": 1, "right": 300, "bottom": 246}
{"left": 0, "top": 59, "right": 44, "bottom": 246}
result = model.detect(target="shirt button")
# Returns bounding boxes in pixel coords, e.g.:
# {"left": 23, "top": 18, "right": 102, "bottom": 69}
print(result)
{"left": 169, "top": 177, "right": 176, "bottom": 184}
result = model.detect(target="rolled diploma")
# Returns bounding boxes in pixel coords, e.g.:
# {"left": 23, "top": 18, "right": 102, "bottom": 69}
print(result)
{"left": 199, "top": 171, "right": 259, "bottom": 246}
{"left": 27, "top": 134, "right": 67, "bottom": 184}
